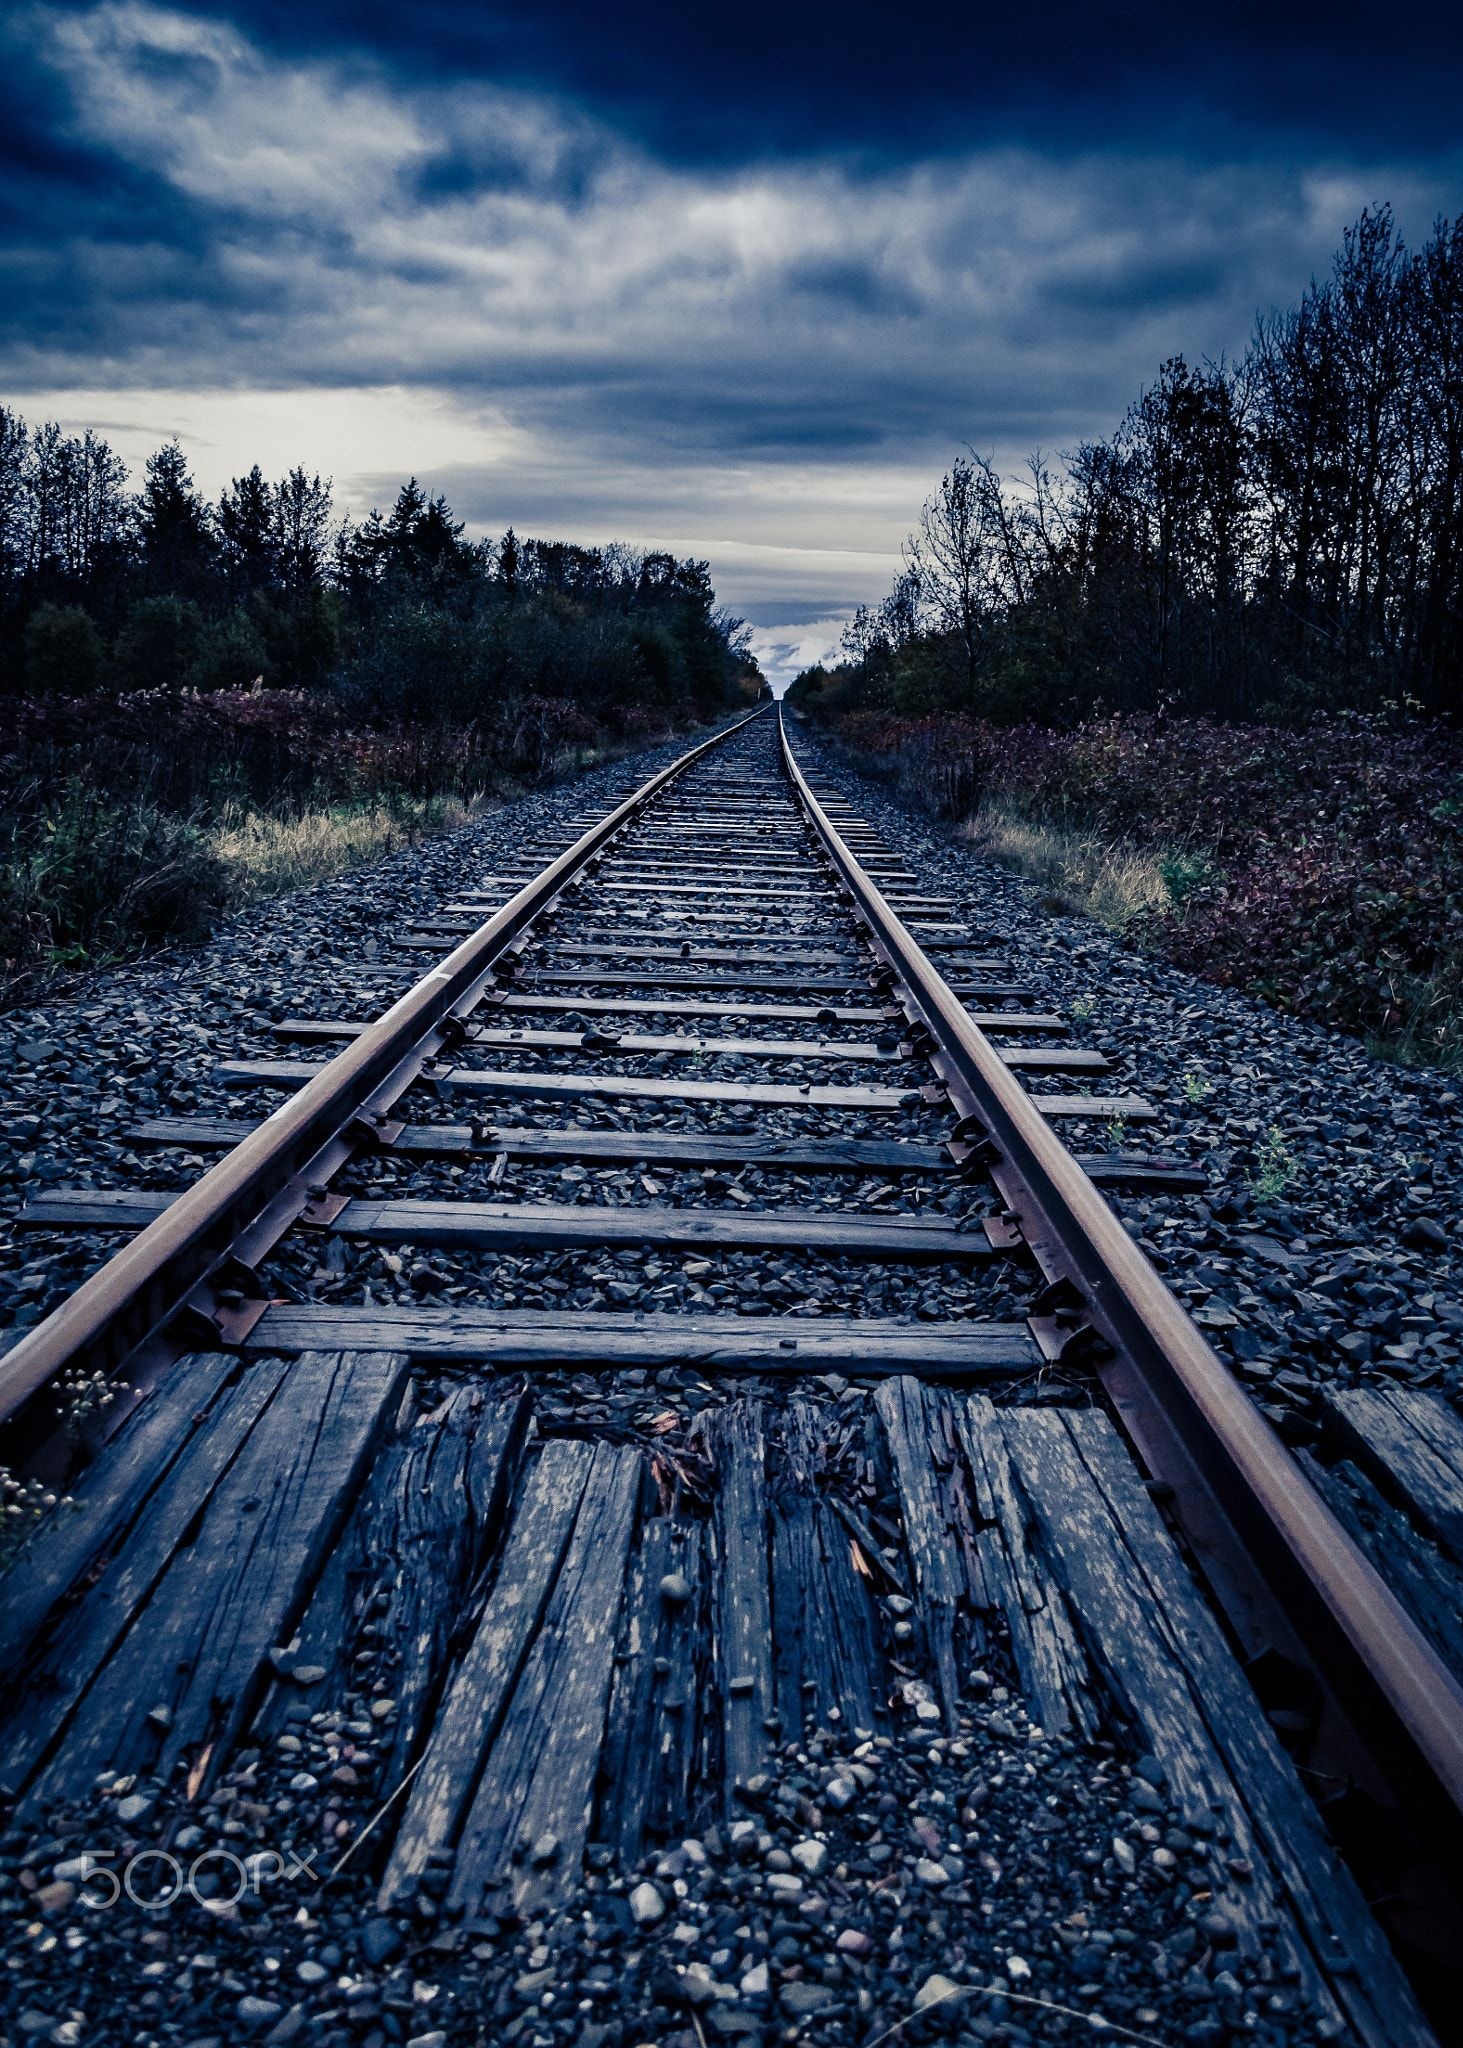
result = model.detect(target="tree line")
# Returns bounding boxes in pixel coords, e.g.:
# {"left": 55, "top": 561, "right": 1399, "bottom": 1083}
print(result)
{"left": 0, "top": 419, "right": 755, "bottom": 723}
{"left": 795, "top": 206, "right": 1463, "bottom": 726}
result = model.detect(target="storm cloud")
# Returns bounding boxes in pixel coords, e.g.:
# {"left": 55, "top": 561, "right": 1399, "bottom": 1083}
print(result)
{"left": 5, "top": 1, "right": 1461, "bottom": 675}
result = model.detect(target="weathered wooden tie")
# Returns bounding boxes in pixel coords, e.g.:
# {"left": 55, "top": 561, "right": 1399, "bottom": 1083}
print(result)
{"left": 23, "top": 1186, "right": 1006, "bottom": 1261}
{"left": 127, "top": 1115, "right": 1204, "bottom": 1191}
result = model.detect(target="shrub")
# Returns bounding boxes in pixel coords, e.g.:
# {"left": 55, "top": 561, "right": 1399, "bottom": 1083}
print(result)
{"left": 819, "top": 706, "right": 1463, "bottom": 1069}
{"left": 113, "top": 595, "right": 205, "bottom": 690}
{"left": 23, "top": 604, "right": 105, "bottom": 695}
{"left": 0, "top": 680, "right": 704, "bottom": 1004}
{"left": 0, "top": 777, "right": 235, "bottom": 995}
{"left": 189, "top": 607, "right": 270, "bottom": 692}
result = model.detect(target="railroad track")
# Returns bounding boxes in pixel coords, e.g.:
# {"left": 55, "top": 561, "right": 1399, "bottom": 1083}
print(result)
{"left": 2, "top": 705, "right": 1461, "bottom": 2046}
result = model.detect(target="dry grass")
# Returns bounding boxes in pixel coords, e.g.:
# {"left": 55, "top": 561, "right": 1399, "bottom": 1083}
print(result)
{"left": 210, "top": 793, "right": 488, "bottom": 900}
{"left": 962, "top": 800, "right": 1172, "bottom": 928}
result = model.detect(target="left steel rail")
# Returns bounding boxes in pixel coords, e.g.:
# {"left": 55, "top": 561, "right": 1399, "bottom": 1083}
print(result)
{"left": 0, "top": 710, "right": 761, "bottom": 1430}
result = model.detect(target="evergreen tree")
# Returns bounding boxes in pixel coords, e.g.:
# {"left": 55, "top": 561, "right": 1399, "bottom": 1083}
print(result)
{"left": 139, "top": 441, "right": 215, "bottom": 594}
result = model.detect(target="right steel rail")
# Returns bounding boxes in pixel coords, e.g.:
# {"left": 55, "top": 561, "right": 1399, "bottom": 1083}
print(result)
{"left": 779, "top": 706, "right": 1463, "bottom": 1901}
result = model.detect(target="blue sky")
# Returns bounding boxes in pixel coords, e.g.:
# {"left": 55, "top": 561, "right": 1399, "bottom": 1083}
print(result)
{"left": 4, "top": 1, "right": 1462, "bottom": 680}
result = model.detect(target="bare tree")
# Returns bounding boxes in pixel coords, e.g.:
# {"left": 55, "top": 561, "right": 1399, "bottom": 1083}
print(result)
{"left": 903, "top": 452, "right": 1025, "bottom": 691}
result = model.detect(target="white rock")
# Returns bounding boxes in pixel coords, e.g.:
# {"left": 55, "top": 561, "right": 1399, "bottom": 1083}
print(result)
{"left": 790, "top": 1839, "right": 828, "bottom": 1877}
{"left": 766, "top": 1872, "right": 805, "bottom": 1898}
{"left": 914, "top": 1972, "right": 964, "bottom": 2012}
{"left": 116, "top": 1794, "right": 152, "bottom": 1824}
{"left": 823, "top": 1776, "right": 858, "bottom": 1810}
{"left": 740, "top": 1961, "right": 770, "bottom": 1997}
{"left": 681, "top": 1963, "right": 725, "bottom": 2006}
{"left": 914, "top": 1858, "right": 950, "bottom": 1886}
{"left": 629, "top": 1881, "right": 666, "bottom": 1926}
{"left": 1006, "top": 1954, "right": 1032, "bottom": 1983}
{"left": 1111, "top": 1835, "right": 1136, "bottom": 1874}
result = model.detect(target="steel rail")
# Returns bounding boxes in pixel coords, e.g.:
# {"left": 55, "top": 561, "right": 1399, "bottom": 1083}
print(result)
{"left": 0, "top": 709, "right": 764, "bottom": 1429}
{"left": 777, "top": 707, "right": 1463, "bottom": 1921}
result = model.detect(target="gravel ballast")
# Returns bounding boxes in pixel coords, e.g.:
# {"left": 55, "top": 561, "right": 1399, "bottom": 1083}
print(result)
{"left": 2, "top": 1627, "right": 1325, "bottom": 2048}
{"left": 0, "top": 731, "right": 726, "bottom": 1343}
{"left": 1, "top": 712, "right": 1456, "bottom": 2048}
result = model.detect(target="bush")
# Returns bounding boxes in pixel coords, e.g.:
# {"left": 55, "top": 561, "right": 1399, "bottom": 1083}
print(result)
{"left": 189, "top": 607, "right": 270, "bottom": 691}
{"left": 0, "top": 778, "right": 235, "bottom": 995}
{"left": 113, "top": 596, "right": 204, "bottom": 691}
{"left": 23, "top": 604, "right": 105, "bottom": 695}
{"left": 816, "top": 706, "right": 1463, "bottom": 1069}
{"left": 0, "top": 680, "right": 706, "bottom": 1004}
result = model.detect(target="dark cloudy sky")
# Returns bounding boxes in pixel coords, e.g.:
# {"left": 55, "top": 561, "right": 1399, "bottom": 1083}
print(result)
{"left": 5, "top": 2, "right": 1462, "bottom": 680}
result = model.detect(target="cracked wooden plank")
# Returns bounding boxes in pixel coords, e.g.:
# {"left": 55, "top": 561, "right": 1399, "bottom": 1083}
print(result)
{"left": 253, "top": 1381, "right": 530, "bottom": 1798}
{"left": 707, "top": 1401, "right": 775, "bottom": 1808}
{"left": 211, "top": 1059, "right": 913, "bottom": 1112}
{"left": 0, "top": 1355, "right": 291, "bottom": 1801}
{"left": 0, "top": 1349, "right": 243, "bottom": 1675}
{"left": 448, "top": 1442, "right": 643, "bottom": 1917}
{"left": 211, "top": 1056, "right": 1143, "bottom": 1117}
{"left": 24, "top": 1188, "right": 1001, "bottom": 1264}
{"left": 947, "top": 1394, "right": 1093, "bottom": 1740}
{"left": 1324, "top": 1386, "right": 1463, "bottom": 1566}
{"left": 127, "top": 1116, "right": 1201, "bottom": 1192}
{"left": 244, "top": 1306, "right": 1041, "bottom": 1375}
{"left": 26, "top": 1349, "right": 407, "bottom": 1809}
{"left": 267, "top": 1018, "right": 1104, "bottom": 1072}
{"left": 480, "top": 968, "right": 1035, "bottom": 1000}
{"left": 872, "top": 1377, "right": 966, "bottom": 1720}
{"left": 379, "top": 1437, "right": 593, "bottom": 1909}
{"left": 770, "top": 1403, "right": 887, "bottom": 1743}
{"left": 1001, "top": 1405, "right": 1432, "bottom": 2048}
{"left": 598, "top": 1515, "right": 707, "bottom": 1868}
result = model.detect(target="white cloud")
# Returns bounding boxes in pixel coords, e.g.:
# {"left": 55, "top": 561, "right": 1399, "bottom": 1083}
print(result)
{"left": 9, "top": 383, "right": 528, "bottom": 499}
{"left": 47, "top": 3, "right": 426, "bottom": 215}
{"left": 747, "top": 617, "right": 855, "bottom": 692}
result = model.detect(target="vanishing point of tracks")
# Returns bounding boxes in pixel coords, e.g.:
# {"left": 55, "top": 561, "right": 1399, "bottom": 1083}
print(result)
{"left": 2, "top": 706, "right": 1461, "bottom": 2045}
